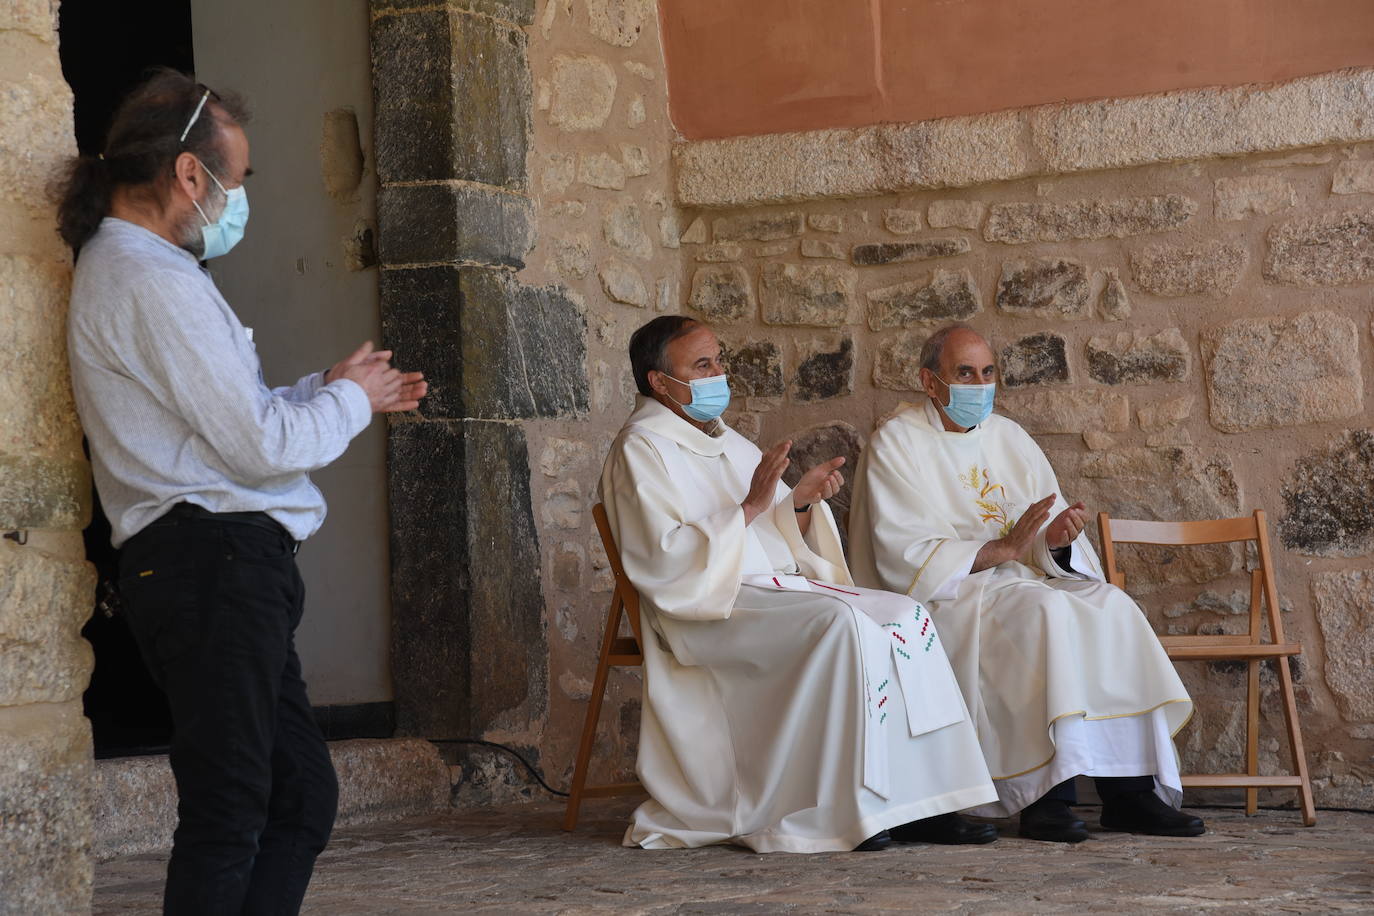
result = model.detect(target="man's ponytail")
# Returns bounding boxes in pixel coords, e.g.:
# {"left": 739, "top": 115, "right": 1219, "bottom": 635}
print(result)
{"left": 58, "top": 154, "right": 115, "bottom": 253}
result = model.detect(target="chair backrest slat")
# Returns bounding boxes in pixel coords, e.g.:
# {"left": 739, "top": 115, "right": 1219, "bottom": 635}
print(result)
{"left": 1102, "top": 515, "right": 1259, "bottom": 546}
{"left": 593, "top": 503, "right": 643, "bottom": 649}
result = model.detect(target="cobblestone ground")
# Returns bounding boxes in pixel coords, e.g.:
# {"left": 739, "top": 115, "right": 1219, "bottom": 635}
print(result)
{"left": 95, "top": 800, "right": 1373, "bottom": 914}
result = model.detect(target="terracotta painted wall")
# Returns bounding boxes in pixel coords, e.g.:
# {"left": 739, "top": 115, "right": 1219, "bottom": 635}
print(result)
{"left": 660, "top": 0, "right": 1374, "bottom": 139}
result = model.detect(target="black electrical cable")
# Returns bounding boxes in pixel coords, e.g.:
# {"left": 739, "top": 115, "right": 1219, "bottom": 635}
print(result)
{"left": 429, "top": 738, "right": 570, "bottom": 797}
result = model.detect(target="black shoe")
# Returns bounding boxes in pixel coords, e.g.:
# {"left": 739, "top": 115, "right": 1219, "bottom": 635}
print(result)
{"left": 890, "top": 812, "right": 998, "bottom": 845}
{"left": 1100, "top": 790, "right": 1205, "bottom": 837}
{"left": 1018, "top": 798, "right": 1089, "bottom": 843}
{"left": 853, "top": 830, "right": 893, "bottom": 851}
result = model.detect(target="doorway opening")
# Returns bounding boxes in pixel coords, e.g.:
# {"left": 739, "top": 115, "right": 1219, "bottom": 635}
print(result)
{"left": 58, "top": 0, "right": 195, "bottom": 757}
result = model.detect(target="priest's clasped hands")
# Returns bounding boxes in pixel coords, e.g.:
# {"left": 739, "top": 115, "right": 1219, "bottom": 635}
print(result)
{"left": 974, "top": 495, "right": 1088, "bottom": 571}
{"left": 741, "top": 439, "right": 846, "bottom": 525}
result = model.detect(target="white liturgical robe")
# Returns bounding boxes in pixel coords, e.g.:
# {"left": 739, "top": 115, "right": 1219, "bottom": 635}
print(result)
{"left": 601, "top": 397, "right": 996, "bottom": 852}
{"left": 849, "top": 402, "right": 1193, "bottom": 817}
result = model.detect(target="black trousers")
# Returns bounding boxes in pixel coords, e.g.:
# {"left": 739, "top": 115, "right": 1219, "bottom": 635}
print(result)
{"left": 118, "top": 508, "right": 337, "bottom": 916}
{"left": 1042, "top": 775, "right": 1154, "bottom": 805}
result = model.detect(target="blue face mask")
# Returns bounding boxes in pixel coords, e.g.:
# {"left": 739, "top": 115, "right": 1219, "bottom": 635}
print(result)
{"left": 192, "top": 161, "right": 249, "bottom": 259}
{"left": 665, "top": 373, "right": 731, "bottom": 422}
{"left": 936, "top": 376, "right": 996, "bottom": 428}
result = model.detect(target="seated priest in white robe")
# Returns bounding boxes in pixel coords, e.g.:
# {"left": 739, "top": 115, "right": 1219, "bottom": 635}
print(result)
{"left": 849, "top": 324, "right": 1205, "bottom": 843}
{"left": 600, "top": 316, "right": 999, "bottom": 853}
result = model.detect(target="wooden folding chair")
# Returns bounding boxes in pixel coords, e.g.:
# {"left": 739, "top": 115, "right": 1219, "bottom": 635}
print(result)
{"left": 562, "top": 503, "right": 646, "bottom": 831}
{"left": 1098, "top": 509, "right": 1316, "bottom": 825}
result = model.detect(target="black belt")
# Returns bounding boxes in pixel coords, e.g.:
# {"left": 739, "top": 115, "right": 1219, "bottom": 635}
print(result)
{"left": 160, "top": 502, "right": 299, "bottom": 552}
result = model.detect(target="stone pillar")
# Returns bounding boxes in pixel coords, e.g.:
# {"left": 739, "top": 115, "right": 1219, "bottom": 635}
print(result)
{"left": 370, "top": 1, "right": 587, "bottom": 741}
{"left": 0, "top": 2, "right": 98, "bottom": 912}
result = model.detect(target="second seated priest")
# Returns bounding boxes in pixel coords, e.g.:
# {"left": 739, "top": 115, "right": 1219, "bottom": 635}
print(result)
{"left": 849, "top": 324, "right": 1206, "bottom": 843}
{"left": 599, "top": 316, "right": 999, "bottom": 853}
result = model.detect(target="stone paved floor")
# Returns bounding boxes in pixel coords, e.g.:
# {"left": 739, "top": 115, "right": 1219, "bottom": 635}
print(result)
{"left": 95, "top": 799, "right": 1374, "bottom": 914}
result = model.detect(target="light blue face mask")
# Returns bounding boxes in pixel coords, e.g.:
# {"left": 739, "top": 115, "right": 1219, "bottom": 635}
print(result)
{"left": 936, "top": 376, "right": 996, "bottom": 428}
{"left": 192, "top": 161, "right": 249, "bottom": 259}
{"left": 665, "top": 373, "right": 731, "bottom": 422}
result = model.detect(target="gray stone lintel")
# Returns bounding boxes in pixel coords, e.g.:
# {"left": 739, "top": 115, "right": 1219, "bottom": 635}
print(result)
{"left": 370, "top": 2, "right": 532, "bottom": 188}
{"left": 377, "top": 182, "right": 534, "bottom": 269}
{"left": 380, "top": 265, "right": 588, "bottom": 421}
{"left": 674, "top": 66, "right": 1374, "bottom": 208}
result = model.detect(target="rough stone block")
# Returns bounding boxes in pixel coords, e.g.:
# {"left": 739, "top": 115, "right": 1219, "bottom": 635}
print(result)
{"left": 577, "top": 151, "right": 625, "bottom": 189}
{"left": 388, "top": 419, "right": 545, "bottom": 737}
{"left": 851, "top": 238, "right": 970, "bottom": 266}
{"left": 723, "top": 340, "right": 785, "bottom": 398}
{"left": 0, "top": 454, "right": 89, "bottom": 532}
{"left": 1214, "top": 174, "right": 1295, "bottom": 221}
{"left": 688, "top": 265, "right": 753, "bottom": 323}
{"left": 1086, "top": 328, "right": 1190, "bottom": 385}
{"left": 378, "top": 183, "right": 533, "bottom": 268}
{"left": 371, "top": 8, "right": 530, "bottom": 186}
{"left": 620, "top": 143, "right": 651, "bottom": 177}
{"left": 757, "top": 242, "right": 794, "bottom": 257}
{"left": 1279, "top": 429, "right": 1374, "bottom": 558}
{"left": 759, "top": 262, "right": 856, "bottom": 327}
{"left": 549, "top": 234, "right": 591, "bottom": 280}
{"left": 882, "top": 208, "right": 923, "bottom": 234}
{"left": 867, "top": 268, "right": 981, "bottom": 330}
{"left": 1049, "top": 446, "right": 1242, "bottom": 592}
{"left": 712, "top": 212, "right": 804, "bottom": 242}
{"left": 1138, "top": 395, "right": 1194, "bottom": 431}
{"left": 541, "top": 479, "right": 582, "bottom": 530}
{"left": 597, "top": 259, "right": 647, "bottom": 307}
{"left": 626, "top": 93, "right": 646, "bottom": 127}
{"left": 873, "top": 331, "right": 928, "bottom": 391}
{"left": 380, "top": 266, "right": 588, "bottom": 420}
{"left": 807, "top": 213, "right": 844, "bottom": 233}
{"left": 695, "top": 243, "right": 742, "bottom": 263}
{"left": 996, "top": 258, "right": 1090, "bottom": 319}
{"left": 0, "top": 703, "right": 93, "bottom": 914}
{"left": 1000, "top": 332, "right": 1069, "bottom": 388}
{"left": 373, "top": 0, "right": 535, "bottom": 24}
{"left": 1332, "top": 160, "right": 1374, "bottom": 195}
{"left": 927, "top": 200, "right": 985, "bottom": 230}
{"left": 541, "top": 153, "right": 575, "bottom": 193}
{"left": 679, "top": 217, "right": 707, "bottom": 244}
{"left": 1098, "top": 268, "right": 1131, "bottom": 320}
{"left": 0, "top": 0, "right": 57, "bottom": 41}
{"left": 1264, "top": 210, "right": 1374, "bottom": 287}
{"left": 602, "top": 198, "right": 653, "bottom": 260}
{"left": 0, "top": 72, "right": 74, "bottom": 208}
{"left": 0, "top": 255, "right": 81, "bottom": 459}
{"left": 999, "top": 389, "right": 1129, "bottom": 434}
{"left": 1201, "top": 311, "right": 1361, "bottom": 433}
{"left": 984, "top": 195, "right": 1196, "bottom": 244}
{"left": 792, "top": 334, "right": 853, "bottom": 402}
{"left": 548, "top": 54, "right": 617, "bottom": 132}
{"left": 801, "top": 239, "right": 845, "bottom": 259}
{"left": 1131, "top": 240, "right": 1247, "bottom": 297}
{"left": 0, "top": 547, "right": 94, "bottom": 705}
{"left": 781, "top": 421, "right": 865, "bottom": 546}
{"left": 586, "top": 0, "right": 653, "bottom": 47}
{"left": 1313, "top": 569, "right": 1374, "bottom": 721}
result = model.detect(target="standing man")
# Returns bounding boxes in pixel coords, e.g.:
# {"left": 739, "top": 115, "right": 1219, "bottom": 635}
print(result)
{"left": 61, "top": 70, "right": 426, "bottom": 913}
{"left": 849, "top": 324, "right": 1204, "bottom": 843}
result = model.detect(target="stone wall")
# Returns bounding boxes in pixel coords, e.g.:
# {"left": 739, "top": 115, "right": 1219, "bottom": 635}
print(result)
{"left": 0, "top": 1, "right": 97, "bottom": 912}
{"left": 516, "top": 0, "right": 679, "bottom": 795}
{"left": 673, "top": 140, "right": 1374, "bottom": 810}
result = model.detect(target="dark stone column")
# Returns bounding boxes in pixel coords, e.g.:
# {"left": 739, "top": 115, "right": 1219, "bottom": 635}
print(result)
{"left": 370, "top": 0, "right": 583, "bottom": 742}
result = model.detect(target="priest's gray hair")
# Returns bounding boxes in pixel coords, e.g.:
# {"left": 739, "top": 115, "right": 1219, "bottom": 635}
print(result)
{"left": 629, "top": 315, "right": 700, "bottom": 396}
{"left": 919, "top": 323, "right": 978, "bottom": 372}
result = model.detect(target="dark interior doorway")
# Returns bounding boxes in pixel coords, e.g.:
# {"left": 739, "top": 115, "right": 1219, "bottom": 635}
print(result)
{"left": 58, "top": 0, "right": 195, "bottom": 757}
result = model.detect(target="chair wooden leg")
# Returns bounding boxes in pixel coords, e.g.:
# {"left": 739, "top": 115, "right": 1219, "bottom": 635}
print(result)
{"left": 1246, "top": 658, "right": 1259, "bottom": 816}
{"left": 563, "top": 652, "right": 613, "bottom": 831}
{"left": 1276, "top": 656, "right": 1317, "bottom": 826}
